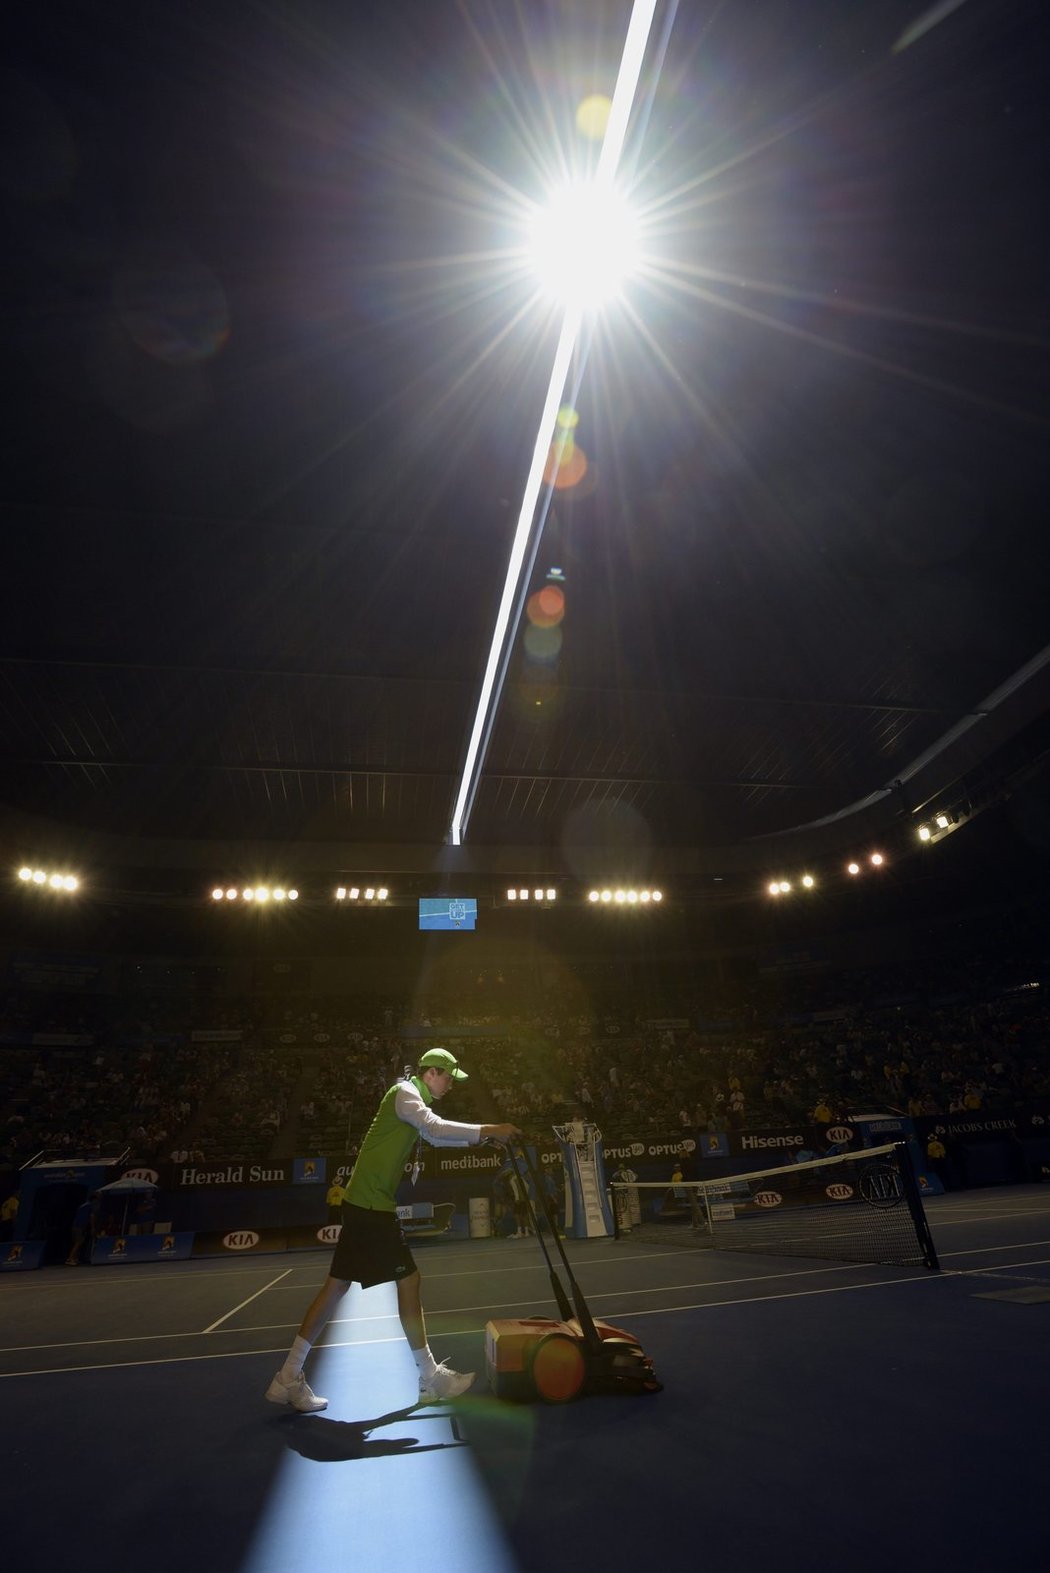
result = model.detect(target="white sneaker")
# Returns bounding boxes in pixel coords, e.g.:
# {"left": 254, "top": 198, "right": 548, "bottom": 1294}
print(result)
{"left": 418, "top": 1362, "right": 475, "bottom": 1404}
{"left": 265, "top": 1370, "right": 328, "bottom": 1413}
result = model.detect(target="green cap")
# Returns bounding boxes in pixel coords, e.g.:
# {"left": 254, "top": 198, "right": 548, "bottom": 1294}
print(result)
{"left": 419, "top": 1047, "right": 468, "bottom": 1080}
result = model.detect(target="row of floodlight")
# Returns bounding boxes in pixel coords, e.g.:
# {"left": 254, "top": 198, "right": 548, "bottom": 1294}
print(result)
{"left": 18, "top": 867, "right": 79, "bottom": 892}
{"left": 586, "top": 888, "right": 663, "bottom": 904}
{"left": 507, "top": 888, "right": 557, "bottom": 902}
{"left": 767, "top": 852, "right": 886, "bottom": 896}
{"left": 917, "top": 812, "right": 955, "bottom": 841}
{"left": 212, "top": 887, "right": 299, "bottom": 903}
{"left": 336, "top": 886, "right": 389, "bottom": 902}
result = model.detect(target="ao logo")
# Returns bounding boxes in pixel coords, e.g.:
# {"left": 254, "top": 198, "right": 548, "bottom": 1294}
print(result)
{"left": 826, "top": 1183, "right": 854, "bottom": 1201}
{"left": 826, "top": 1126, "right": 853, "bottom": 1145}
{"left": 122, "top": 1168, "right": 158, "bottom": 1184}
{"left": 316, "top": 1225, "right": 341, "bottom": 1245}
{"left": 752, "top": 1191, "right": 782, "bottom": 1209}
{"left": 222, "top": 1231, "right": 260, "bottom": 1250}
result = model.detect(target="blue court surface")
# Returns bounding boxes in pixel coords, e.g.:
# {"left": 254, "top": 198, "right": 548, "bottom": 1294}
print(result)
{"left": 3, "top": 1186, "right": 1048, "bottom": 1573}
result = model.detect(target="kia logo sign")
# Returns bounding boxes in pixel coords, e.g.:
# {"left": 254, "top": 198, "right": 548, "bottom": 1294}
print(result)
{"left": 826, "top": 1126, "right": 853, "bottom": 1145}
{"left": 680, "top": 1139, "right": 696, "bottom": 1154}
{"left": 826, "top": 1183, "right": 854, "bottom": 1201}
{"left": 630, "top": 1143, "right": 645, "bottom": 1157}
{"left": 222, "top": 1231, "right": 260, "bottom": 1250}
{"left": 122, "top": 1168, "right": 158, "bottom": 1184}
{"left": 316, "top": 1225, "right": 341, "bottom": 1245}
{"left": 752, "top": 1191, "right": 782, "bottom": 1209}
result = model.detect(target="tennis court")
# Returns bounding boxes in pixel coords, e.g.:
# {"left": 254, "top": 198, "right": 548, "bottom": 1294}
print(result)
{"left": 4, "top": 1186, "right": 1048, "bottom": 1573}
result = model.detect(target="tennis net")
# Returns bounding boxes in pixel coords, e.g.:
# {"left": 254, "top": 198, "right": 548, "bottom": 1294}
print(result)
{"left": 610, "top": 1142, "right": 939, "bottom": 1270}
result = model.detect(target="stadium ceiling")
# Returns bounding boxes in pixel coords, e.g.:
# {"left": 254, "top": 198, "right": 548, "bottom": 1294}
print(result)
{"left": 2, "top": 0, "right": 1049, "bottom": 888}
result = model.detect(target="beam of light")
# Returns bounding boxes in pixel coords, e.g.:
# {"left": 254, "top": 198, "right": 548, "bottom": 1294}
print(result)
{"left": 893, "top": 0, "right": 970, "bottom": 53}
{"left": 241, "top": 1284, "right": 519, "bottom": 1573}
{"left": 449, "top": 0, "right": 661, "bottom": 846}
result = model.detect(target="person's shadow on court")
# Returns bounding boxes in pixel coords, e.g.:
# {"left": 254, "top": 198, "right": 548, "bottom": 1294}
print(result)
{"left": 279, "top": 1404, "right": 467, "bottom": 1462}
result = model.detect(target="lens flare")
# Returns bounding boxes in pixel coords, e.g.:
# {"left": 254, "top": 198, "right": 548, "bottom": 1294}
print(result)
{"left": 523, "top": 623, "right": 563, "bottom": 663}
{"left": 576, "top": 93, "right": 613, "bottom": 142}
{"left": 527, "top": 586, "right": 565, "bottom": 628}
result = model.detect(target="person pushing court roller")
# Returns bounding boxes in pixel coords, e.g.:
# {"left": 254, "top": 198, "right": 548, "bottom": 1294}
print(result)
{"left": 266, "top": 1048, "right": 520, "bottom": 1413}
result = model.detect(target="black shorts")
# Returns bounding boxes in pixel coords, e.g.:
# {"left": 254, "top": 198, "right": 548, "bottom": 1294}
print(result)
{"left": 329, "top": 1203, "right": 417, "bottom": 1288}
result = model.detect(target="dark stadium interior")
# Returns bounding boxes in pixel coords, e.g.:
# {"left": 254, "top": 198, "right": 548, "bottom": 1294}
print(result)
{"left": 2, "top": 2, "right": 1049, "bottom": 1571}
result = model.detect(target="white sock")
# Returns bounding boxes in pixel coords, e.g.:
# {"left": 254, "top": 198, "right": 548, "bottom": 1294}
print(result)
{"left": 412, "top": 1344, "right": 438, "bottom": 1381}
{"left": 280, "top": 1335, "right": 312, "bottom": 1382}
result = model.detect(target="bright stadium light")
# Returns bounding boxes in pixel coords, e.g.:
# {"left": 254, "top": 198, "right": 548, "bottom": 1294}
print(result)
{"left": 847, "top": 862, "right": 861, "bottom": 876}
{"left": 917, "top": 825, "right": 932, "bottom": 842}
{"left": 448, "top": 0, "right": 661, "bottom": 848}
{"left": 225, "top": 887, "right": 237, "bottom": 900}
{"left": 212, "top": 888, "right": 224, "bottom": 901}
{"left": 288, "top": 889, "right": 298, "bottom": 901}
{"left": 546, "top": 888, "right": 556, "bottom": 901}
{"left": 273, "top": 889, "right": 286, "bottom": 902}
{"left": 32, "top": 870, "right": 46, "bottom": 884}
{"left": 377, "top": 888, "right": 389, "bottom": 901}
{"left": 528, "top": 182, "right": 639, "bottom": 309}
{"left": 870, "top": 852, "right": 885, "bottom": 867}
{"left": 801, "top": 874, "right": 815, "bottom": 889}
{"left": 600, "top": 889, "right": 612, "bottom": 903}
{"left": 18, "top": 867, "right": 31, "bottom": 881}
{"left": 588, "top": 890, "right": 600, "bottom": 902}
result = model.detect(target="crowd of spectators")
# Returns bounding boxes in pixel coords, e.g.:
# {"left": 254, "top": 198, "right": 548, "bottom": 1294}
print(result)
{"left": 1, "top": 941, "right": 1048, "bottom": 1184}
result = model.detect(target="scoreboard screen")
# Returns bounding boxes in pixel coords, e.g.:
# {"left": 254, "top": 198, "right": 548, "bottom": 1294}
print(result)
{"left": 418, "top": 897, "right": 477, "bottom": 932}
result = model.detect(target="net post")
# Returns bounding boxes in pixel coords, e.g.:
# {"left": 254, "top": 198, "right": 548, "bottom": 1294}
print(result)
{"left": 892, "top": 1141, "right": 940, "bottom": 1271}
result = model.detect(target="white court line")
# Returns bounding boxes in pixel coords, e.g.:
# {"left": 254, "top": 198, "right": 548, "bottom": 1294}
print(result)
{"left": 10, "top": 1242, "right": 1050, "bottom": 1358}
{"left": 0, "top": 1265, "right": 299, "bottom": 1291}
{"left": 0, "top": 1258, "right": 896, "bottom": 1354}
{"left": 203, "top": 1269, "right": 291, "bottom": 1333}
{"left": 941, "top": 1238, "right": 1050, "bottom": 1259}
{"left": 0, "top": 1268, "right": 953, "bottom": 1380}
{"left": 11, "top": 1255, "right": 1050, "bottom": 1380}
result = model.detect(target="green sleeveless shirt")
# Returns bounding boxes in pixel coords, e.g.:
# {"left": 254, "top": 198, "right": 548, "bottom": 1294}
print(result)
{"left": 344, "top": 1076, "right": 432, "bottom": 1212}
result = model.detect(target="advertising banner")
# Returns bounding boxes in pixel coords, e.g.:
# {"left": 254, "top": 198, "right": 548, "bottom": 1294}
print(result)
{"left": 0, "top": 1240, "right": 45, "bottom": 1271}
{"left": 90, "top": 1233, "right": 194, "bottom": 1264}
{"left": 292, "top": 1157, "right": 325, "bottom": 1185}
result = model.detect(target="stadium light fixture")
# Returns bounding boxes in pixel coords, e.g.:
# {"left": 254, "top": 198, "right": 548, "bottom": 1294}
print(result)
{"left": 527, "top": 182, "right": 639, "bottom": 310}
{"left": 801, "top": 874, "right": 815, "bottom": 889}
{"left": 588, "top": 890, "right": 600, "bottom": 902}
{"left": 448, "top": 0, "right": 661, "bottom": 848}
{"left": 870, "top": 852, "right": 885, "bottom": 867}
{"left": 19, "top": 865, "right": 79, "bottom": 892}
{"left": 847, "top": 862, "right": 861, "bottom": 876}
{"left": 212, "top": 888, "right": 224, "bottom": 901}
{"left": 917, "top": 825, "right": 932, "bottom": 842}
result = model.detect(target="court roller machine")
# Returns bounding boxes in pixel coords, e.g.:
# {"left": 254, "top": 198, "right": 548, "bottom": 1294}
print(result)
{"left": 484, "top": 1140, "right": 663, "bottom": 1403}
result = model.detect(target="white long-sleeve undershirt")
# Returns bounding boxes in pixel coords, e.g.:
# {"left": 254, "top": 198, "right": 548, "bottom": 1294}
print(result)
{"left": 394, "top": 1081, "right": 481, "bottom": 1148}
